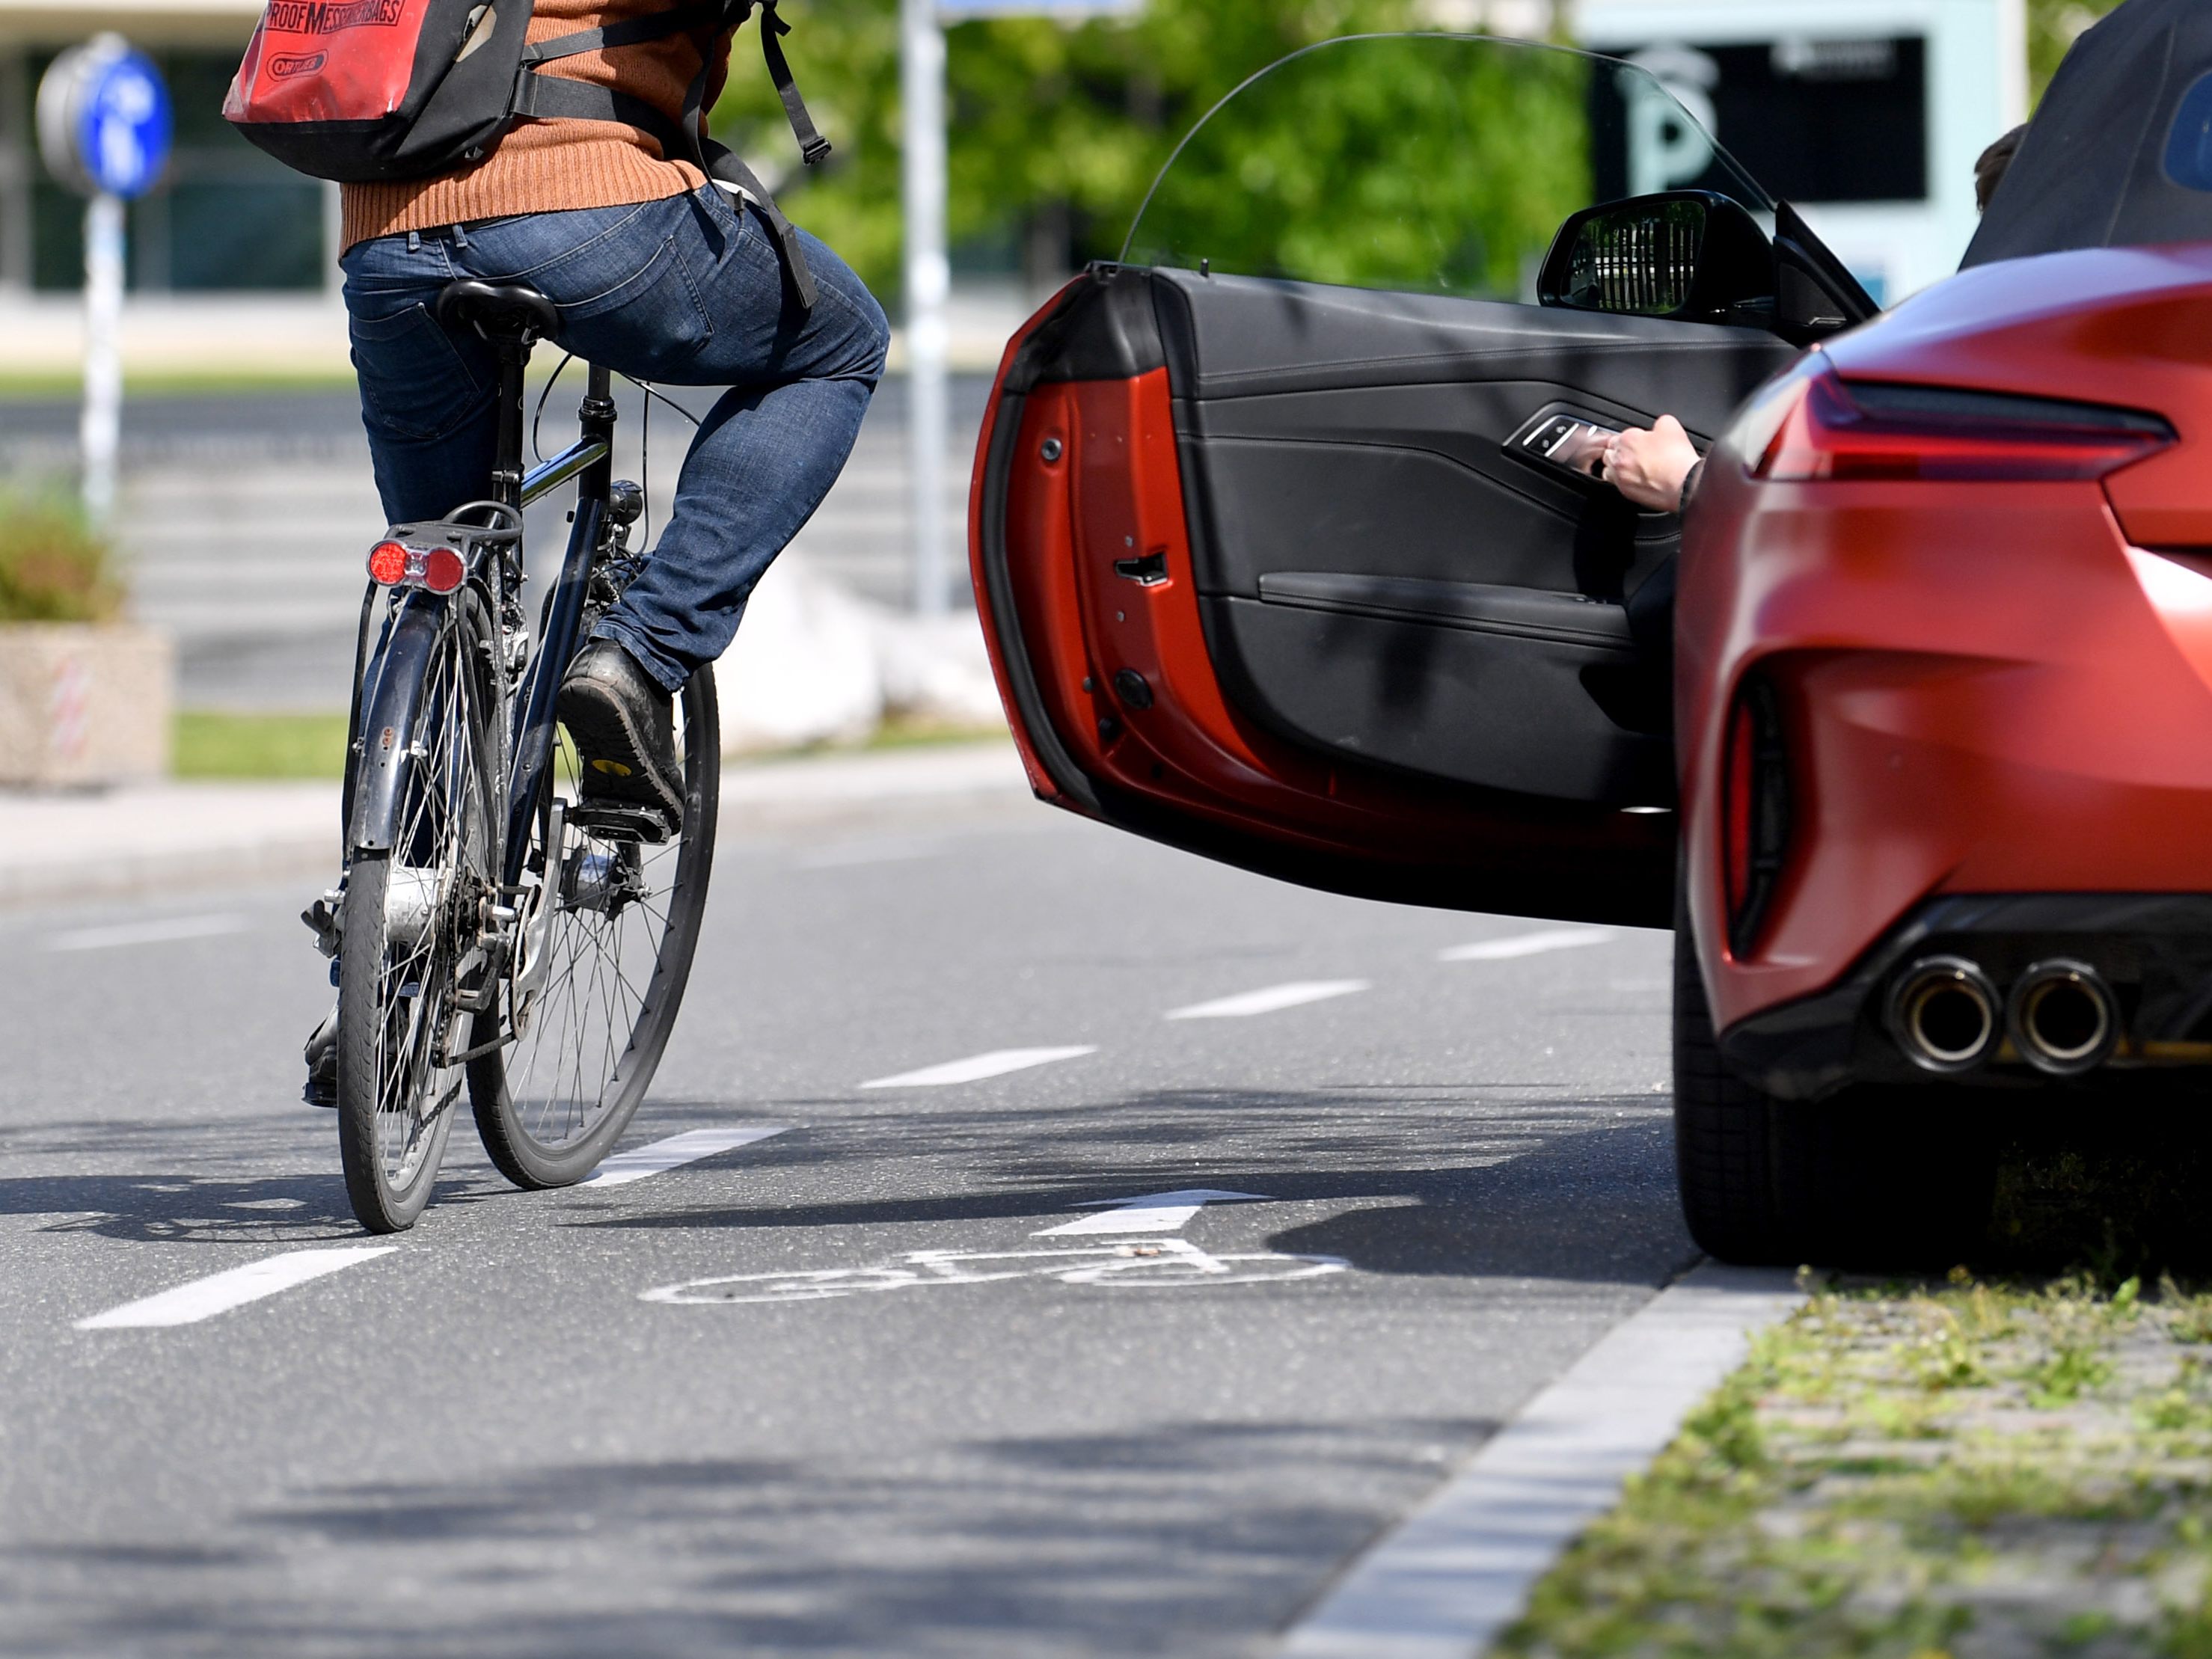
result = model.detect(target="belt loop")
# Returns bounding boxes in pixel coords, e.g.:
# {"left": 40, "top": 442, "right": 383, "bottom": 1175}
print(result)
{"left": 407, "top": 230, "right": 422, "bottom": 253}
{"left": 451, "top": 221, "right": 469, "bottom": 249}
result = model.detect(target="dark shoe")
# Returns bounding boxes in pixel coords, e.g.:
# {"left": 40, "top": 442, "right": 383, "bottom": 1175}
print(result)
{"left": 304, "top": 1004, "right": 338, "bottom": 1108}
{"left": 556, "top": 640, "right": 684, "bottom": 824}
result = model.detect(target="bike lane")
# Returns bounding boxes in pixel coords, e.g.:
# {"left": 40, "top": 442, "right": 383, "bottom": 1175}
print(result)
{"left": 0, "top": 811, "right": 1694, "bottom": 1658}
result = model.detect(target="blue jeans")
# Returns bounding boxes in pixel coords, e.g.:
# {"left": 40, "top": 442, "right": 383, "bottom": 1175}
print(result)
{"left": 340, "top": 188, "right": 889, "bottom": 692}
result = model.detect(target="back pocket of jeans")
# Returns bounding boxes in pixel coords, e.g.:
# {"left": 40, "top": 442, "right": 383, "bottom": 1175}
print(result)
{"left": 349, "top": 303, "right": 485, "bottom": 444}
{"left": 557, "top": 238, "right": 713, "bottom": 365}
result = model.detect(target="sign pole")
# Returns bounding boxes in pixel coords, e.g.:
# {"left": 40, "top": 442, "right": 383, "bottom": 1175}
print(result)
{"left": 80, "top": 190, "right": 125, "bottom": 526}
{"left": 901, "top": 0, "right": 950, "bottom": 617}
{"left": 37, "top": 32, "right": 170, "bottom": 529}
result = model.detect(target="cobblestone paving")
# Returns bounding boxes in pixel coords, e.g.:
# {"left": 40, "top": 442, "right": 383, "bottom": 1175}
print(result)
{"left": 1498, "top": 1274, "right": 2212, "bottom": 1659}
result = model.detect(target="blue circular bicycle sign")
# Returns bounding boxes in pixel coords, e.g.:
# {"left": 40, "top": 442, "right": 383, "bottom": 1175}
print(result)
{"left": 37, "top": 35, "right": 173, "bottom": 200}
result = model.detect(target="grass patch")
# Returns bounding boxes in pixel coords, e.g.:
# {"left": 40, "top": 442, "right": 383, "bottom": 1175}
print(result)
{"left": 174, "top": 711, "right": 350, "bottom": 779}
{"left": 0, "top": 369, "right": 361, "bottom": 399}
{"left": 1496, "top": 1275, "right": 2212, "bottom": 1658}
{"left": 171, "top": 709, "right": 1005, "bottom": 780}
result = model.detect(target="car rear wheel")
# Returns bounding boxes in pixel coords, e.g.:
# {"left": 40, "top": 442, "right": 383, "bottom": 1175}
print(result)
{"left": 1673, "top": 896, "right": 1997, "bottom": 1268}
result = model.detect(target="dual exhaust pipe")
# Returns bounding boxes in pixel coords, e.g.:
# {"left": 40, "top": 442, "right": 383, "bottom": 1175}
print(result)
{"left": 1888, "top": 955, "right": 2118, "bottom": 1077}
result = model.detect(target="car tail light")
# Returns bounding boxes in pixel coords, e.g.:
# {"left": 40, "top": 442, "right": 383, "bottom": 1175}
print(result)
{"left": 1751, "top": 369, "right": 2173, "bottom": 483}
{"left": 1721, "top": 676, "right": 1790, "bottom": 957}
{"left": 366, "top": 540, "right": 467, "bottom": 592}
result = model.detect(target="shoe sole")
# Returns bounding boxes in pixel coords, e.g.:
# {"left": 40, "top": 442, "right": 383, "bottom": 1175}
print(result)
{"left": 556, "top": 676, "right": 685, "bottom": 821}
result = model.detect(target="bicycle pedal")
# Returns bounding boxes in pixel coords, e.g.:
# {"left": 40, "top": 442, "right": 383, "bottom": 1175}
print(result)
{"left": 565, "top": 801, "right": 675, "bottom": 844}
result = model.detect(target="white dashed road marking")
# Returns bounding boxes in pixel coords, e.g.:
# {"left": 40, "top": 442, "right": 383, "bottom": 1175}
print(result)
{"left": 860, "top": 1047, "right": 1097, "bottom": 1089}
{"left": 1438, "top": 928, "right": 1611, "bottom": 963}
{"left": 1165, "top": 980, "right": 1368, "bottom": 1020}
{"left": 584, "top": 1125, "right": 791, "bottom": 1188}
{"left": 1033, "top": 1189, "right": 1270, "bottom": 1237}
{"left": 46, "top": 914, "right": 248, "bottom": 952}
{"left": 76, "top": 1247, "right": 398, "bottom": 1331}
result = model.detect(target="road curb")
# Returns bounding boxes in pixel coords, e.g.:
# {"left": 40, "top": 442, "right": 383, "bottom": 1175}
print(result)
{"left": 1280, "top": 1262, "right": 1806, "bottom": 1659}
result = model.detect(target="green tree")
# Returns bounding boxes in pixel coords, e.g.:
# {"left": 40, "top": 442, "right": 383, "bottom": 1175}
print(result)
{"left": 712, "top": 1, "right": 1578, "bottom": 302}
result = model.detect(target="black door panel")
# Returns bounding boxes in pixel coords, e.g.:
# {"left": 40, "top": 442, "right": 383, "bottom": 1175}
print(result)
{"left": 1177, "top": 423, "right": 1660, "bottom": 598}
{"left": 1255, "top": 572, "right": 1638, "bottom": 646}
{"left": 1210, "top": 588, "right": 1671, "bottom": 803}
{"left": 1152, "top": 269, "right": 1797, "bottom": 805}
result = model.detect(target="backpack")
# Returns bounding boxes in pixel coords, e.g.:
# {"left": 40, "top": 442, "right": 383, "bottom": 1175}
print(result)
{"left": 224, "top": 0, "right": 830, "bottom": 301}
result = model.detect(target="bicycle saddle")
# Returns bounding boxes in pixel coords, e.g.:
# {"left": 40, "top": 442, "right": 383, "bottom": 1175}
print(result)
{"left": 436, "top": 279, "right": 560, "bottom": 343}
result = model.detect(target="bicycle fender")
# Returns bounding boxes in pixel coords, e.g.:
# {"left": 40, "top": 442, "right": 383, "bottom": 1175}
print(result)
{"left": 347, "top": 597, "right": 447, "bottom": 856}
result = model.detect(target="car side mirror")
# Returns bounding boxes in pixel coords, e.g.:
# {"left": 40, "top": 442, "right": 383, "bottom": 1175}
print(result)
{"left": 1538, "top": 191, "right": 1777, "bottom": 329}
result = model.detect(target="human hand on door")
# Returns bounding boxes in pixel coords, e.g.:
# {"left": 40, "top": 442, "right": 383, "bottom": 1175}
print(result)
{"left": 1602, "top": 416, "right": 1700, "bottom": 512}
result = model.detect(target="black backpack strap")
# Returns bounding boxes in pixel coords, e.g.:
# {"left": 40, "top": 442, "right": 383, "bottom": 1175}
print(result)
{"left": 509, "top": 73, "right": 696, "bottom": 162}
{"left": 703, "top": 140, "right": 820, "bottom": 310}
{"left": 521, "top": 2, "right": 728, "bottom": 67}
{"left": 512, "top": 0, "right": 829, "bottom": 308}
{"left": 755, "top": 1, "right": 832, "bottom": 165}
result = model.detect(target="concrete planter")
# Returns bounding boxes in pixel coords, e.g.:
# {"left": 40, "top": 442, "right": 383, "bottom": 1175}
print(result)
{"left": 0, "top": 624, "right": 172, "bottom": 788}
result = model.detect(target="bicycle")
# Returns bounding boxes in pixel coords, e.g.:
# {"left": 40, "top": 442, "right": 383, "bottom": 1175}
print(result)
{"left": 322, "top": 279, "right": 719, "bottom": 1233}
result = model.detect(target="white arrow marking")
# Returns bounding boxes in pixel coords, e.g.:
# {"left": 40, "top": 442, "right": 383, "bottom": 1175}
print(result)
{"left": 76, "top": 1246, "right": 397, "bottom": 1331}
{"left": 1033, "top": 1189, "right": 1271, "bottom": 1237}
{"left": 583, "top": 1125, "right": 790, "bottom": 1188}
{"left": 1438, "top": 928, "right": 1611, "bottom": 963}
{"left": 1165, "top": 981, "right": 1368, "bottom": 1020}
{"left": 860, "top": 1046, "right": 1096, "bottom": 1089}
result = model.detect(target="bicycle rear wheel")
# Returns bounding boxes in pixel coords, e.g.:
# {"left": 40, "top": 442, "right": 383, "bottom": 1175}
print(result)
{"left": 469, "top": 665, "right": 720, "bottom": 1187}
{"left": 337, "top": 592, "right": 499, "bottom": 1233}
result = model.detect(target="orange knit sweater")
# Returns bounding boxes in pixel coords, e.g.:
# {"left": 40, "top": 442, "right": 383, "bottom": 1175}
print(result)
{"left": 339, "top": 0, "right": 734, "bottom": 252}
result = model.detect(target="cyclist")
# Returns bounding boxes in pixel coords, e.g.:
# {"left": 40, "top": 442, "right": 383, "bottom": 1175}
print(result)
{"left": 304, "top": 0, "right": 888, "bottom": 1102}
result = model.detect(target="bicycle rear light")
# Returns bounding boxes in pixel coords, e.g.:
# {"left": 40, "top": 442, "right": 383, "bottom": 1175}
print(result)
{"left": 366, "top": 539, "right": 466, "bottom": 593}
{"left": 420, "top": 547, "right": 466, "bottom": 594}
{"left": 1751, "top": 369, "right": 2174, "bottom": 483}
{"left": 367, "top": 540, "right": 408, "bottom": 586}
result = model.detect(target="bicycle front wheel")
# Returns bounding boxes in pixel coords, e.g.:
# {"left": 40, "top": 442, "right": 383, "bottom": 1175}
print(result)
{"left": 337, "top": 592, "right": 499, "bottom": 1233}
{"left": 469, "top": 665, "right": 720, "bottom": 1187}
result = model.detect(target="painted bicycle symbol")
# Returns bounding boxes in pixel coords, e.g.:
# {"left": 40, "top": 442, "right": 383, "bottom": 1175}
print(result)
{"left": 641, "top": 1237, "right": 1349, "bottom": 1305}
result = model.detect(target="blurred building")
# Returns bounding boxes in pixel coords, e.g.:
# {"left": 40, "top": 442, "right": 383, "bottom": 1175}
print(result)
{"left": 0, "top": 0, "right": 331, "bottom": 297}
{"left": 1576, "top": 0, "right": 2029, "bottom": 300}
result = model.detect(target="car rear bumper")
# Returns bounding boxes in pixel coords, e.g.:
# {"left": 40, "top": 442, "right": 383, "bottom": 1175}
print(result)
{"left": 1719, "top": 892, "right": 2212, "bottom": 1099}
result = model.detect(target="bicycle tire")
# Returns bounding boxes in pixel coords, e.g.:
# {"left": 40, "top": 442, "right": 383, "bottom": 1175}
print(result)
{"left": 337, "top": 592, "right": 499, "bottom": 1233}
{"left": 469, "top": 664, "right": 720, "bottom": 1187}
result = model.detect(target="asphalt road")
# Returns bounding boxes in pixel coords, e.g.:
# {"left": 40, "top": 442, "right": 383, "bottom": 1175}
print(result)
{"left": 0, "top": 797, "right": 1687, "bottom": 1658}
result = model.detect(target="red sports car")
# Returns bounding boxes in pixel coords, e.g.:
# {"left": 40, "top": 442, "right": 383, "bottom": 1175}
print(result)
{"left": 968, "top": 16, "right": 2212, "bottom": 1263}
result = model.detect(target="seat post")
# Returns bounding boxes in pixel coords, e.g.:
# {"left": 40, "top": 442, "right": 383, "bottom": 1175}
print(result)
{"left": 491, "top": 341, "right": 531, "bottom": 511}
{"left": 577, "top": 362, "right": 616, "bottom": 507}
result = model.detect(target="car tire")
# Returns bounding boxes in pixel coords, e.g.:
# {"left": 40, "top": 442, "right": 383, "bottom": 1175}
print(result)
{"left": 1673, "top": 889, "right": 1996, "bottom": 1269}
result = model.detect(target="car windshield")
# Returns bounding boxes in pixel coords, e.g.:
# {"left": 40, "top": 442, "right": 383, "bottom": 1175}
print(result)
{"left": 1121, "top": 33, "right": 1774, "bottom": 303}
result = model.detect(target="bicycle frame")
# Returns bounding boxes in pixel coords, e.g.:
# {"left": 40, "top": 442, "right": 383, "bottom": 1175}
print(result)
{"left": 500, "top": 356, "right": 615, "bottom": 890}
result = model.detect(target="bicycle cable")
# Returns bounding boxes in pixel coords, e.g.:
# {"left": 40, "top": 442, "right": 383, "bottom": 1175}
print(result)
{"left": 617, "top": 375, "right": 700, "bottom": 555}
{"left": 530, "top": 352, "right": 577, "bottom": 464}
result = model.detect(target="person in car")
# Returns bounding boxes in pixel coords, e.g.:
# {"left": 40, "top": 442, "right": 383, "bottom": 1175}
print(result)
{"left": 1602, "top": 124, "right": 2029, "bottom": 515}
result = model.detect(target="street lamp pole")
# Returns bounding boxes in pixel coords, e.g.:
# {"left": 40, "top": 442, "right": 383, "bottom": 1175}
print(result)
{"left": 900, "top": 0, "right": 950, "bottom": 618}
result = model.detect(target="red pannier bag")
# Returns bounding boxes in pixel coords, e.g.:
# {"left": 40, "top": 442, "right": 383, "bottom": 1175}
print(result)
{"left": 224, "top": 0, "right": 834, "bottom": 301}
{"left": 222, "top": 0, "right": 544, "bottom": 183}
{"left": 223, "top": 0, "right": 830, "bottom": 185}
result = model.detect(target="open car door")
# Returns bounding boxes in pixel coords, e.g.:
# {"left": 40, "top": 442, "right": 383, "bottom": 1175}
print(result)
{"left": 970, "top": 35, "right": 1874, "bottom": 928}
